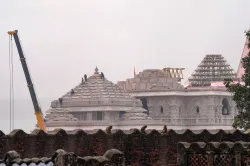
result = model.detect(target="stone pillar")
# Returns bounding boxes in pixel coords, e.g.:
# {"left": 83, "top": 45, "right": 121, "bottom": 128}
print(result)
{"left": 208, "top": 105, "right": 215, "bottom": 124}
{"left": 217, "top": 105, "right": 223, "bottom": 124}
{"left": 87, "top": 112, "right": 92, "bottom": 120}
{"left": 170, "top": 105, "right": 178, "bottom": 124}
{"left": 147, "top": 97, "right": 155, "bottom": 117}
{"left": 103, "top": 112, "right": 107, "bottom": 120}
{"left": 196, "top": 118, "right": 199, "bottom": 124}
{"left": 107, "top": 112, "right": 116, "bottom": 122}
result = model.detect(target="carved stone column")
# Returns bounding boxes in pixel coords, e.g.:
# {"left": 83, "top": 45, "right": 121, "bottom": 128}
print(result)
{"left": 147, "top": 97, "right": 155, "bottom": 117}
{"left": 207, "top": 105, "right": 215, "bottom": 124}
{"left": 170, "top": 105, "right": 178, "bottom": 124}
{"left": 87, "top": 112, "right": 92, "bottom": 120}
{"left": 217, "top": 104, "right": 223, "bottom": 124}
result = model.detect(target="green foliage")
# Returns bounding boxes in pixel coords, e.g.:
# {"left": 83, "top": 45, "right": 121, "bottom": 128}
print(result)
{"left": 224, "top": 30, "right": 250, "bottom": 130}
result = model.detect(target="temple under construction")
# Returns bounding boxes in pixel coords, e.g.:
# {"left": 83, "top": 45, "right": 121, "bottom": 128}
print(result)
{"left": 44, "top": 33, "right": 249, "bottom": 131}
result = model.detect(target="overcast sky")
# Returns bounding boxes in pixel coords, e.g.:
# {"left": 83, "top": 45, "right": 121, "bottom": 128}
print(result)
{"left": 0, "top": 0, "right": 249, "bottom": 133}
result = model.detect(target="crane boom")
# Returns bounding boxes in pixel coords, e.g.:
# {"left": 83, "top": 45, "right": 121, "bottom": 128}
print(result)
{"left": 7, "top": 30, "right": 47, "bottom": 132}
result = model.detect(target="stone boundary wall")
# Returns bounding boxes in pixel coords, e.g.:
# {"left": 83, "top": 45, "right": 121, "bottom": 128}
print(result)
{"left": 0, "top": 128, "right": 248, "bottom": 166}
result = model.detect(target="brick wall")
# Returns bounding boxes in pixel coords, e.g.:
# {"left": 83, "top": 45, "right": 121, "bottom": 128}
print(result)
{"left": 0, "top": 128, "right": 248, "bottom": 166}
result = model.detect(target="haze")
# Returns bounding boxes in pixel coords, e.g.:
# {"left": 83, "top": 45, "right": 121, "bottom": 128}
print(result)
{"left": 0, "top": 0, "right": 250, "bottom": 134}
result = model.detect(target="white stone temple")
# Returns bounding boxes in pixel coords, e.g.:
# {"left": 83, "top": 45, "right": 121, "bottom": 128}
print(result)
{"left": 44, "top": 45, "right": 248, "bottom": 131}
{"left": 45, "top": 67, "right": 153, "bottom": 131}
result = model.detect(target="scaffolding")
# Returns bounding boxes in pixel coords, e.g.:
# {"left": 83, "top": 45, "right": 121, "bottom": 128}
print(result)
{"left": 162, "top": 68, "right": 185, "bottom": 82}
{"left": 188, "top": 54, "right": 237, "bottom": 86}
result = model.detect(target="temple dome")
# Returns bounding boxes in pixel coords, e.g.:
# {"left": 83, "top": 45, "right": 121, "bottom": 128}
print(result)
{"left": 45, "top": 67, "right": 151, "bottom": 125}
{"left": 51, "top": 66, "right": 142, "bottom": 107}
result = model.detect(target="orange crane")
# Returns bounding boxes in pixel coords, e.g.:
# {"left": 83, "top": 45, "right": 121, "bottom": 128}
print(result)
{"left": 7, "top": 30, "right": 47, "bottom": 132}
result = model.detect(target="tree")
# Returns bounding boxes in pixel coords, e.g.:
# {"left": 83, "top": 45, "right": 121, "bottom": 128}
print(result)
{"left": 224, "top": 30, "right": 250, "bottom": 130}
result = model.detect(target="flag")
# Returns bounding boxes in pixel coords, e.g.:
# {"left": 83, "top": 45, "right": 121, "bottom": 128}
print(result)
{"left": 134, "top": 67, "right": 136, "bottom": 77}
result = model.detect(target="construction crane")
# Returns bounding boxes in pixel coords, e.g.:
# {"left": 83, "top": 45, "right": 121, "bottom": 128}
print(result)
{"left": 7, "top": 30, "right": 47, "bottom": 132}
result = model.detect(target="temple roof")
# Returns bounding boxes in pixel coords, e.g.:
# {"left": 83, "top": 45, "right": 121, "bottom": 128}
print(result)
{"left": 50, "top": 67, "right": 143, "bottom": 108}
{"left": 61, "top": 67, "right": 134, "bottom": 101}
{"left": 188, "top": 54, "right": 238, "bottom": 87}
{"left": 45, "top": 67, "right": 150, "bottom": 122}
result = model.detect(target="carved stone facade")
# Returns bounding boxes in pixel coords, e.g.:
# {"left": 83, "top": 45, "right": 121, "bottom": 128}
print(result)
{"left": 44, "top": 65, "right": 237, "bottom": 131}
{"left": 117, "top": 69, "right": 183, "bottom": 91}
{"left": 117, "top": 66, "right": 237, "bottom": 130}
{"left": 42, "top": 53, "right": 240, "bottom": 131}
{"left": 134, "top": 95, "right": 235, "bottom": 131}
{"left": 44, "top": 67, "right": 153, "bottom": 131}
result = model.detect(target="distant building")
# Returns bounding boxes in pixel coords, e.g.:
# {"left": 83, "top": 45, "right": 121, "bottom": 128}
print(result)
{"left": 44, "top": 36, "right": 249, "bottom": 131}
{"left": 45, "top": 67, "right": 153, "bottom": 131}
{"left": 117, "top": 55, "right": 237, "bottom": 130}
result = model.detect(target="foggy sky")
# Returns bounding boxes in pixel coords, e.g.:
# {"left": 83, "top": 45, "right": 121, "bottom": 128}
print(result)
{"left": 0, "top": 0, "right": 250, "bottom": 133}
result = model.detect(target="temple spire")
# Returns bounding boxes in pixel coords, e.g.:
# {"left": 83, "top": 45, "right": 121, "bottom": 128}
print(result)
{"left": 237, "top": 34, "right": 250, "bottom": 81}
{"left": 94, "top": 66, "right": 99, "bottom": 74}
{"left": 188, "top": 54, "right": 237, "bottom": 86}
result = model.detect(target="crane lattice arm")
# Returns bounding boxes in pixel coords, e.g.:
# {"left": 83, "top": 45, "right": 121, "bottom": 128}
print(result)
{"left": 7, "top": 30, "right": 47, "bottom": 132}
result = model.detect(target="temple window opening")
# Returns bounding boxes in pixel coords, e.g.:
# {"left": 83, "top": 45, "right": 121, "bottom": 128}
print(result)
{"left": 119, "top": 111, "right": 126, "bottom": 119}
{"left": 196, "top": 106, "right": 199, "bottom": 113}
{"left": 222, "top": 98, "right": 230, "bottom": 115}
{"left": 140, "top": 98, "right": 149, "bottom": 115}
{"left": 92, "top": 111, "right": 104, "bottom": 121}
{"left": 72, "top": 112, "right": 87, "bottom": 120}
{"left": 160, "top": 106, "right": 163, "bottom": 113}
{"left": 79, "top": 112, "right": 87, "bottom": 120}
